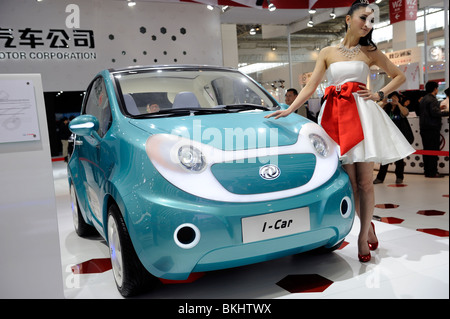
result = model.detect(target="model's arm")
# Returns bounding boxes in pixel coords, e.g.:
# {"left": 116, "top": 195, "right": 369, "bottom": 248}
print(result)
{"left": 265, "top": 48, "right": 328, "bottom": 119}
{"left": 359, "top": 49, "right": 406, "bottom": 102}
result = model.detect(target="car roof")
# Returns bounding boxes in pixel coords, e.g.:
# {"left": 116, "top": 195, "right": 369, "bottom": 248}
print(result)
{"left": 108, "top": 64, "right": 236, "bottom": 74}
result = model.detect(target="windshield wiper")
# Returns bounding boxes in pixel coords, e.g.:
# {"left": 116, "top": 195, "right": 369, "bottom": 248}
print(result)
{"left": 222, "top": 104, "right": 270, "bottom": 112}
{"left": 130, "top": 104, "right": 270, "bottom": 118}
{"left": 131, "top": 107, "right": 231, "bottom": 118}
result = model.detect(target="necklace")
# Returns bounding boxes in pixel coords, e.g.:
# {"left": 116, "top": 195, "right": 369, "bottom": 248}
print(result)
{"left": 338, "top": 43, "right": 361, "bottom": 59}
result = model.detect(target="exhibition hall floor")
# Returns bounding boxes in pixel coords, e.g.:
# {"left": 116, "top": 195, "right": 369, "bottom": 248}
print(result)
{"left": 53, "top": 161, "right": 449, "bottom": 299}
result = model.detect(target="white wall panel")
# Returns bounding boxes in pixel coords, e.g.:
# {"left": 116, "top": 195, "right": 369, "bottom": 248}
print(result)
{"left": 0, "top": 0, "right": 223, "bottom": 91}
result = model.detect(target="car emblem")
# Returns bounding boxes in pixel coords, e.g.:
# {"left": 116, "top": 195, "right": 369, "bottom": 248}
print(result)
{"left": 259, "top": 164, "right": 281, "bottom": 180}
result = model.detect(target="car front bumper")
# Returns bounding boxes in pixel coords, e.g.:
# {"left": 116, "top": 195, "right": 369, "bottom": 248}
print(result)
{"left": 122, "top": 167, "right": 354, "bottom": 280}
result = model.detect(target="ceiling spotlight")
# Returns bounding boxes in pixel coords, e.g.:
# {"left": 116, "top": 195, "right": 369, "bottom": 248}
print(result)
{"left": 308, "top": 9, "right": 316, "bottom": 14}
{"left": 267, "top": 0, "right": 276, "bottom": 12}
{"left": 207, "top": 5, "right": 214, "bottom": 10}
{"left": 307, "top": 16, "right": 314, "bottom": 27}
{"left": 249, "top": 28, "right": 256, "bottom": 35}
{"left": 127, "top": 1, "right": 136, "bottom": 7}
{"left": 330, "top": 8, "right": 336, "bottom": 19}
{"left": 271, "top": 45, "right": 277, "bottom": 51}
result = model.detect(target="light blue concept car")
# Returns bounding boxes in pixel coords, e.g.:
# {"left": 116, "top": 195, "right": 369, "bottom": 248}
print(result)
{"left": 68, "top": 65, "right": 354, "bottom": 296}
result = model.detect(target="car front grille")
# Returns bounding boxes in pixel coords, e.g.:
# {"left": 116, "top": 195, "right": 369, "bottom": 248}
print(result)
{"left": 210, "top": 153, "right": 316, "bottom": 195}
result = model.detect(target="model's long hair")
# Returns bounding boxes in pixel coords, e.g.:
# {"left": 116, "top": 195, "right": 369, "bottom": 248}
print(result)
{"left": 345, "top": 0, "right": 378, "bottom": 51}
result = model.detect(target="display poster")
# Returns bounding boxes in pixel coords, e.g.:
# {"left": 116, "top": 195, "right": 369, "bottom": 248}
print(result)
{"left": 398, "top": 62, "right": 420, "bottom": 90}
{"left": 0, "top": 79, "right": 41, "bottom": 143}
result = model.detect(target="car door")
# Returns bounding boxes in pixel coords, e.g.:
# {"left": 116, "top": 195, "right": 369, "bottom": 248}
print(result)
{"left": 74, "top": 76, "right": 112, "bottom": 229}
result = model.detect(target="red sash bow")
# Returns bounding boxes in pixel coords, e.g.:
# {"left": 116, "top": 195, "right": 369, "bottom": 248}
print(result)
{"left": 321, "top": 82, "right": 365, "bottom": 155}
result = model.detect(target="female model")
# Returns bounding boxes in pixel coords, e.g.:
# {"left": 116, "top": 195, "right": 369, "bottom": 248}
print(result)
{"left": 265, "top": 0, "right": 415, "bottom": 262}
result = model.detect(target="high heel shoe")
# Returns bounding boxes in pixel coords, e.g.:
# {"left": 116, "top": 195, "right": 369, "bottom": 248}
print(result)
{"left": 358, "top": 252, "right": 371, "bottom": 262}
{"left": 368, "top": 222, "right": 379, "bottom": 251}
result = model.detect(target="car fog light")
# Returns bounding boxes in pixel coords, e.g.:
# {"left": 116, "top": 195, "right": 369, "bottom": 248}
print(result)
{"left": 309, "top": 133, "right": 329, "bottom": 157}
{"left": 177, "top": 145, "right": 206, "bottom": 172}
{"left": 174, "top": 223, "right": 201, "bottom": 249}
{"left": 340, "top": 196, "right": 352, "bottom": 218}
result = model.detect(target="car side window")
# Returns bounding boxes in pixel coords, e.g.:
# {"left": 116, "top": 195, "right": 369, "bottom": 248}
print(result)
{"left": 84, "top": 77, "right": 112, "bottom": 138}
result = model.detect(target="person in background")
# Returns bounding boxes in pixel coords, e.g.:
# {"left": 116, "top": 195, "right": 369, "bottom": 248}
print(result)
{"left": 440, "top": 87, "right": 449, "bottom": 114}
{"left": 146, "top": 103, "right": 160, "bottom": 113}
{"left": 284, "top": 88, "right": 298, "bottom": 105}
{"left": 419, "top": 81, "right": 444, "bottom": 178}
{"left": 59, "top": 117, "right": 71, "bottom": 162}
{"left": 402, "top": 96, "right": 412, "bottom": 112}
{"left": 373, "top": 92, "right": 409, "bottom": 184}
{"left": 286, "top": 88, "right": 308, "bottom": 118}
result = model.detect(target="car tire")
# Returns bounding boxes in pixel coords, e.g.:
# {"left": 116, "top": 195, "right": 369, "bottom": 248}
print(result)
{"left": 70, "top": 182, "right": 97, "bottom": 237}
{"left": 107, "top": 204, "right": 158, "bottom": 297}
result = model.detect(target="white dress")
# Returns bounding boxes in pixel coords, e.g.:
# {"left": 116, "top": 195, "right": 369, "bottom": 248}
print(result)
{"left": 318, "top": 61, "right": 415, "bottom": 165}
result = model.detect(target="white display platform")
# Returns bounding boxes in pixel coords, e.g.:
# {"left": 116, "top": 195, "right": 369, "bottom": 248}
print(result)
{"left": 0, "top": 74, "right": 64, "bottom": 298}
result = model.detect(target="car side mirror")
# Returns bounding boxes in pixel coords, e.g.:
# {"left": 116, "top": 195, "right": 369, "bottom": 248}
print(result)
{"left": 69, "top": 115, "right": 100, "bottom": 137}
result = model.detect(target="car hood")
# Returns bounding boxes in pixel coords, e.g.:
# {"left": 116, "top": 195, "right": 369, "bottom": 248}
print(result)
{"left": 128, "top": 112, "right": 310, "bottom": 151}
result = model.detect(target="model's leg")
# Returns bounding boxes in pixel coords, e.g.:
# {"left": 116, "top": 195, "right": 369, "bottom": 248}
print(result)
{"left": 344, "top": 162, "right": 375, "bottom": 257}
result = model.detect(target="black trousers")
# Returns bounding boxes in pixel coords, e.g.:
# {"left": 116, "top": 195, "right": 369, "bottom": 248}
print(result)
{"left": 376, "top": 159, "right": 405, "bottom": 181}
{"left": 420, "top": 128, "right": 441, "bottom": 176}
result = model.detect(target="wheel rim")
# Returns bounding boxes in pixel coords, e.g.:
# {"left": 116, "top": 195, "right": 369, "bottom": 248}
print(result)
{"left": 70, "top": 185, "right": 79, "bottom": 232}
{"left": 108, "top": 214, "right": 124, "bottom": 288}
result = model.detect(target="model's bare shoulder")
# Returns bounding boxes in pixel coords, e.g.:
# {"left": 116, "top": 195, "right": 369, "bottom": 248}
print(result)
{"left": 320, "top": 46, "right": 336, "bottom": 56}
{"left": 319, "top": 46, "right": 338, "bottom": 68}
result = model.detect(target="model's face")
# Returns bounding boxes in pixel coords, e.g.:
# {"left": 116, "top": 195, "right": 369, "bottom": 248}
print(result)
{"left": 347, "top": 7, "right": 374, "bottom": 37}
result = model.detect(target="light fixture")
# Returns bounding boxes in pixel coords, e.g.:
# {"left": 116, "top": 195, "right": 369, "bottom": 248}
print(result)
{"left": 267, "top": 0, "right": 276, "bottom": 12}
{"left": 127, "top": 1, "right": 136, "bottom": 7}
{"left": 249, "top": 25, "right": 260, "bottom": 35}
{"left": 207, "top": 5, "right": 214, "bottom": 10}
{"left": 221, "top": 5, "right": 229, "bottom": 12}
{"left": 330, "top": 8, "right": 336, "bottom": 19}
{"left": 271, "top": 45, "right": 277, "bottom": 51}
{"left": 307, "top": 15, "right": 314, "bottom": 27}
{"left": 308, "top": 9, "right": 316, "bottom": 14}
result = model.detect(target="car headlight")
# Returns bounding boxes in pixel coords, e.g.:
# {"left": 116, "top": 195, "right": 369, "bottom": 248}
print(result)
{"left": 178, "top": 145, "right": 206, "bottom": 172}
{"left": 309, "top": 133, "right": 329, "bottom": 157}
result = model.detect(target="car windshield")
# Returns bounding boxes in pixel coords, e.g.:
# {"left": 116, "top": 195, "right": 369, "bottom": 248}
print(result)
{"left": 113, "top": 67, "right": 277, "bottom": 117}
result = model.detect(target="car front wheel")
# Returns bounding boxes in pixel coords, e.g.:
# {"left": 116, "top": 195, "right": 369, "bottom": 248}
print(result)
{"left": 107, "top": 204, "right": 158, "bottom": 297}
